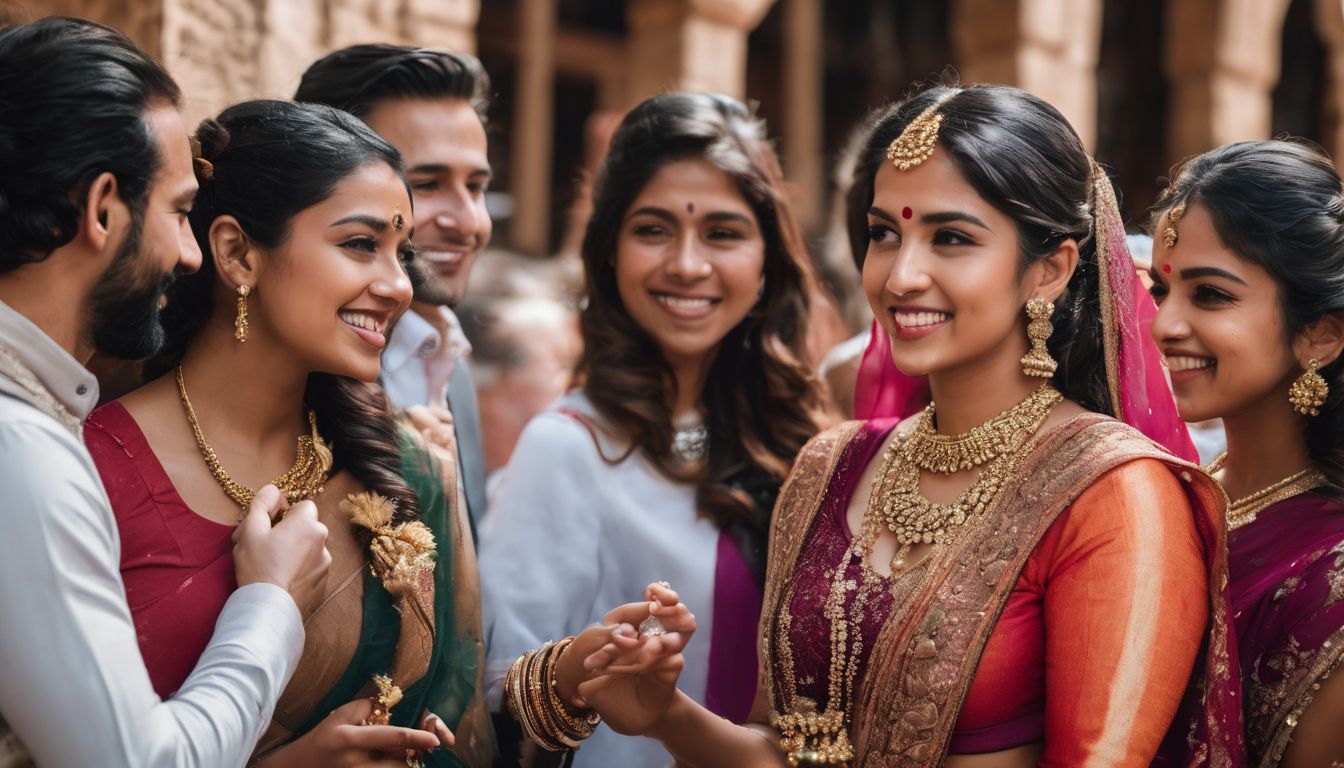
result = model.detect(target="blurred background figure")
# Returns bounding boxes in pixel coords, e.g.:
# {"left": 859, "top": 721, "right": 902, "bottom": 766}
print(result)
{"left": 456, "top": 251, "right": 582, "bottom": 493}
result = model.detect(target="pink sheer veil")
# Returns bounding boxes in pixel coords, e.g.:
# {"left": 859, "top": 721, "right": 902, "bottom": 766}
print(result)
{"left": 853, "top": 159, "right": 1197, "bottom": 462}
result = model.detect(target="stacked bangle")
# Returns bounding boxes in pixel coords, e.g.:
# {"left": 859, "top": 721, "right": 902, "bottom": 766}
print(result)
{"left": 504, "top": 636, "right": 601, "bottom": 751}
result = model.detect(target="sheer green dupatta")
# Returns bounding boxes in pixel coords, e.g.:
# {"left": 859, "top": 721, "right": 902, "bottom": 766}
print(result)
{"left": 292, "top": 425, "right": 494, "bottom": 768}
{"left": 396, "top": 425, "right": 496, "bottom": 768}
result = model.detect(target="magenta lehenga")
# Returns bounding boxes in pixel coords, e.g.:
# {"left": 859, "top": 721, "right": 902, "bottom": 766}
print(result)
{"left": 1227, "top": 490, "right": 1344, "bottom": 766}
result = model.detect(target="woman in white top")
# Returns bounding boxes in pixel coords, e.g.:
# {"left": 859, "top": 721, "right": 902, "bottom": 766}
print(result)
{"left": 480, "top": 92, "right": 832, "bottom": 767}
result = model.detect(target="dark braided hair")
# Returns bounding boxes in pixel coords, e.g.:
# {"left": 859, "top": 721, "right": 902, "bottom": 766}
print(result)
{"left": 153, "top": 99, "right": 421, "bottom": 526}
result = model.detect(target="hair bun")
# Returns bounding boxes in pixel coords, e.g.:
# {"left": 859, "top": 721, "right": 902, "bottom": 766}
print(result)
{"left": 190, "top": 118, "right": 231, "bottom": 185}
{"left": 193, "top": 117, "right": 231, "bottom": 160}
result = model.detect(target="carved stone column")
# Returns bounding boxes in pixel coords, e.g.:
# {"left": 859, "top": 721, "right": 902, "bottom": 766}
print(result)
{"left": 625, "top": 0, "right": 777, "bottom": 103}
{"left": 953, "top": 0, "right": 1103, "bottom": 149}
{"left": 1164, "top": 0, "right": 1292, "bottom": 164}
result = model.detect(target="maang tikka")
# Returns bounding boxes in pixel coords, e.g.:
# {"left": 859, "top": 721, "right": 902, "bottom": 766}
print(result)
{"left": 886, "top": 91, "right": 958, "bottom": 171}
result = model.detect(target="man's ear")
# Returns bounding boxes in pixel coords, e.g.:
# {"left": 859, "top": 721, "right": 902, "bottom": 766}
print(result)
{"left": 80, "top": 171, "right": 131, "bottom": 257}
{"left": 208, "top": 215, "right": 259, "bottom": 290}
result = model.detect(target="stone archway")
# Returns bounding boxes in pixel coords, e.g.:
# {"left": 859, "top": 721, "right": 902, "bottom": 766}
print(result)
{"left": 1163, "top": 0, "right": 1293, "bottom": 165}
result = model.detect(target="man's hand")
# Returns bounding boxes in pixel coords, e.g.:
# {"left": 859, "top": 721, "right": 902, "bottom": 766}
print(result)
{"left": 233, "top": 484, "right": 331, "bottom": 619}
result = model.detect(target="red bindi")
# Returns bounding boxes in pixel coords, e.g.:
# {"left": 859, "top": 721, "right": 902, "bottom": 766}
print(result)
{"left": 901, "top": 206, "right": 913, "bottom": 220}
{"left": 1161, "top": 263, "right": 1172, "bottom": 274}
{"left": 686, "top": 202, "right": 695, "bottom": 214}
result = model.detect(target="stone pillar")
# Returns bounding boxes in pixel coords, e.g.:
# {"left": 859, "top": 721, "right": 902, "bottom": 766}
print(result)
{"left": 625, "top": 0, "right": 777, "bottom": 104}
{"left": 952, "top": 0, "right": 1103, "bottom": 149}
{"left": 1164, "top": 0, "right": 1292, "bottom": 164}
{"left": 783, "top": 0, "right": 824, "bottom": 232}
{"left": 1314, "top": 0, "right": 1344, "bottom": 159}
{"left": 509, "top": 0, "right": 556, "bottom": 255}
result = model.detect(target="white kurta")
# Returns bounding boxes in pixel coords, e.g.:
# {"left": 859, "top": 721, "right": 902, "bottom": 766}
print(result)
{"left": 479, "top": 392, "right": 721, "bottom": 768}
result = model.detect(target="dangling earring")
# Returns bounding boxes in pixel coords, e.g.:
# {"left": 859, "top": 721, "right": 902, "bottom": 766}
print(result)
{"left": 1020, "top": 297, "right": 1057, "bottom": 378}
{"left": 234, "top": 284, "right": 250, "bottom": 342}
{"left": 1289, "top": 358, "right": 1329, "bottom": 416}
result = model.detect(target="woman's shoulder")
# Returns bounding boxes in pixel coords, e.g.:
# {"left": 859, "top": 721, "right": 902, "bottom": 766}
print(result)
{"left": 514, "top": 392, "right": 626, "bottom": 462}
{"left": 84, "top": 400, "right": 145, "bottom": 467}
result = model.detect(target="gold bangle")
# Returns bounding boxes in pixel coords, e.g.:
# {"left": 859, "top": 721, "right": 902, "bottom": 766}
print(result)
{"left": 545, "top": 637, "right": 600, "bottom": 740}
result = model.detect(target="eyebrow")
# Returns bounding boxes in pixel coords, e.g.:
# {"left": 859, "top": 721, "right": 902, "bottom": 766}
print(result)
{"left": 408, "top": 162, "right": 493, "bottom": 179}
{"left": 1179, "top": 266, "right": 1248, "bottom": 285}
{"left": 171, "top": 187, "right": 198, "bottom": 209}
{"left": 627, "top": 206, "right": 755, "bottom": 226}
{"left": 868, "top": 206, "right": 989, "bottom": 230}
{"left": 330, "top": 214, "right": 389, "bottom": 231}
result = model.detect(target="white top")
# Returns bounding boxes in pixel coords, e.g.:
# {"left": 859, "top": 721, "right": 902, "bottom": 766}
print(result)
{"left": 479, "top": 392, "right": 721, "bottom": 768}
{"left": 0, "top": 298, "right": 304, "bottom": 767}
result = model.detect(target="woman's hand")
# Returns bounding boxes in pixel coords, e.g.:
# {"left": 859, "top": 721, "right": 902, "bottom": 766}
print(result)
{"left": 405, "top": 405, "right": 457, "bottom": 455}
{"left": 255, "top": 698, "right": 442, "bottom": 768}
{"left": 567, "top": 582, "right": 698, "bottom": 736}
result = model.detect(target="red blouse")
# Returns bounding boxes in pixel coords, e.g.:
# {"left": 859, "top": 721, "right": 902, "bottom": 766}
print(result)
{"left": 84, "top": 401, "right": 237, "bottom": 698}
{"left": 782, "top": 419, "right": 1208, "bottom": 762}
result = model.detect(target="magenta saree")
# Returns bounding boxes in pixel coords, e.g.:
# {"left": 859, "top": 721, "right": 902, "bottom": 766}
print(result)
{"left": 1228, "top": 491, "right": 1344, "bottom": 767}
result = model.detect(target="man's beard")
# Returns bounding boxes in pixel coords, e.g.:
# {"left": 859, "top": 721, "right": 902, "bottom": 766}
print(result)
{"left": 88, "top": 214, "right": 177, "bottom": 361}
{"left": 407, "top": 252, "right": 461, "bottom": 307}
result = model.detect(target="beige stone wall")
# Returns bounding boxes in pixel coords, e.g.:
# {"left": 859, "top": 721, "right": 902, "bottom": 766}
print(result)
{"left": 12, "top": 0, "right": 477, "bottom": 125}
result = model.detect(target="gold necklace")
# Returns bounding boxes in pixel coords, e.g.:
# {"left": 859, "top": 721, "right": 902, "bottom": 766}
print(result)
{"left": 771, "top": 386, "right": 1059, "bottom": 766}
{"left": 176, "top": 366, "right": 333, "bottom": 516}
{"left": 904, "top": 385, "right": 1062, "bottom": 473}
{"left": 1206, "top": 453, "right": 1324, "bottom": 531}
{"left": 880, "top": 386, "right": 1061, "bottom": 569}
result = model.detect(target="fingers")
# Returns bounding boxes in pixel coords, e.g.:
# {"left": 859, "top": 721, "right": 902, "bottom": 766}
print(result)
{"left": 644, "top": 581, "right": 679, "bottom": 605}
{"left": 420, "top": 709, "right": 455, "bottom": 747}
{"left": 235, "top": 484, "right": 287, "bottom": 543}
{"left": 582, "top": 623, "right": 642, "bottom": 671}
{"left": 342, "top": 724, "right": 441, "bottom": 752}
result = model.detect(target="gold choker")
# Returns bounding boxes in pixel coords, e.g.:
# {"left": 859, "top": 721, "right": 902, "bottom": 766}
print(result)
{"left": 176, "top": 366, "right": 332, "bottom": 516}
{"left": 1206, "top": 453, "right": 1324, "bottom": 531}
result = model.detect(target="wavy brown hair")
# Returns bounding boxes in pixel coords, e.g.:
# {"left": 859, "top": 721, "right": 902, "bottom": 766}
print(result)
{"left": 577, "top": 92, "right": 828, "bottom": 581}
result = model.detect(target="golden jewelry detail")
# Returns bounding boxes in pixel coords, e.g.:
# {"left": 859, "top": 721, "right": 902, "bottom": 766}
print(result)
{"left": 1289, "top": 358, "right": 1329, "bottom": 417}
{"left": 771, "top": 385, "right": 1059, "bottom": 766}
{"left": 902, "top": 384, "right": 1062, "bottom": 474}
{"left": 1163, "top": 201, "right": 1186, "bottom": 249}
{"left": 1206, "top": 453, "right": 1325, "bottom": 531}
{"left": 505, "top": 637, "right": 600, "bottom": 751}
{"left": 1019, "top": 297, "right": 1058, "bottom": 379}
{"left": 366, "top": 674, "right": 403, "bottom": 725}
{"left": 234, "top": 284, "right": 250, "bottom": 342}
{"left": 341, "top": 491, "right": 437, "bottom": 599}
{"left": 880, "top": 385, "right": 1061, "bottom": 568}
{"left": 176, "top": 366, "right": 332, "bottom": 516}
{"left": 885, "top": 92, "right": 957, "bottom": 171}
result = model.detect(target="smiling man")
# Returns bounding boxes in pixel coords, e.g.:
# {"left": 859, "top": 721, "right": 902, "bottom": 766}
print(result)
{"left": 296, "top": 45, "right": 493, "bottom": 529}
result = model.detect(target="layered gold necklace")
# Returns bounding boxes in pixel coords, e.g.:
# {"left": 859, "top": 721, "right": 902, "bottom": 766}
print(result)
{"left": 176, "top": 366, "right": 333, "bottom": 517}
{"left": 772, "top": 385, "right": 1060, "bottom": 766}
{"left": 1206, "top": 453, "right": 1325, "bottom": 531}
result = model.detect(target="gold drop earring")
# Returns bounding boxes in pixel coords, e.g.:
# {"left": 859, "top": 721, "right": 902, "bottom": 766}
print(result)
{"left": 1020, "top": 297, "right": 1057, "bottom": 378}
{"left": 1289, "top": 358, "right": 1329, "bottom": 416}
{"left": 234, "top": 284, "right": 250, "bottom": 342}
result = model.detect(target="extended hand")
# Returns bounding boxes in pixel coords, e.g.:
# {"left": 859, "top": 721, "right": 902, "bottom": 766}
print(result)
{"left": 572, "top": 583, "right": 698, "bottom": 736}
